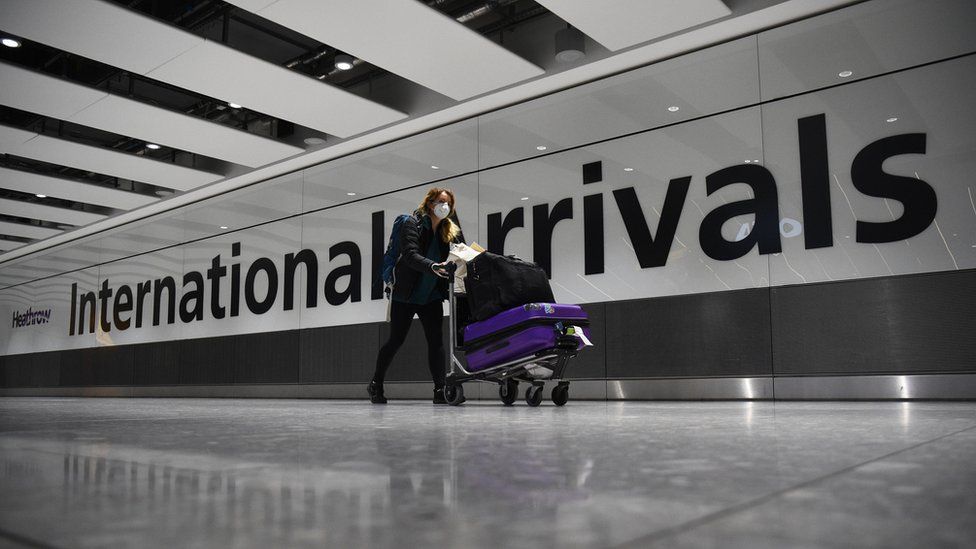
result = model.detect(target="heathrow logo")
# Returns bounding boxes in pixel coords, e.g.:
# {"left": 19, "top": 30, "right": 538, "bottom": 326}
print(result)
{"left": 12, "top": 307, "right": 52, "bottom": 328}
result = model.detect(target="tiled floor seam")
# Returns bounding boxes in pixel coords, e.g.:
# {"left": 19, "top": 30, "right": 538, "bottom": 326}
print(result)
{"left": 612, "top": 422, "right": 976, "bottom": 548}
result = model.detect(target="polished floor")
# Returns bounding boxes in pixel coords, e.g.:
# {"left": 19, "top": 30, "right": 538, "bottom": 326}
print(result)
{"left": 0, "top": 398, "right": 974, "bottom": 548}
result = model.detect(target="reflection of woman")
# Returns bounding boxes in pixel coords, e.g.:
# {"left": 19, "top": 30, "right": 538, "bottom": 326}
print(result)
{"left": 368, "top": 188, "right": 464, "bottom": 404}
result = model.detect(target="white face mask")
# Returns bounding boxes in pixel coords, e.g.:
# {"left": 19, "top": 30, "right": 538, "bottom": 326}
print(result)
{"left": 432, "top": 201, "right": 451, "bottom": 220}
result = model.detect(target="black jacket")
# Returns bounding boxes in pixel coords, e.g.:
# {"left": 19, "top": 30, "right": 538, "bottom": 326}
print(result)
{"left": 390, "top": 212, "right": 464, "bottom": 303}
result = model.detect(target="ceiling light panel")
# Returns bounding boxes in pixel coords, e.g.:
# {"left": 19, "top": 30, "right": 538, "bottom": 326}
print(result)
{"left": 0, "top": 125, "right": 36, "bottom": 150}
{"left": 0, "top": 126, "right": 222, "bottom": 191}
{"left": 148, "top": 41, "right": 406, "bottom": 138}
{"left": 0, "top": 197, "right": 106, "bottom": 226}
{"left": 0, "top": 0, "right": 203, "bottom": 74}
{"left": 0, "top": 220, "right": 61, "bottom": 240}
{"left": 0, "top": 63, "right": 303, "bottom": 168}
{"left": 0, "top": 63, "right": 106, "bottom": 119}
{"left": 225, "top": 0, "right": 545, "bottom": 101}
{"left": 72, "top": 95, "right": 305, "bottom": 168}
{"left": 0, "top": 167, "right": 157, "bottom": 210}
{"left": 534, "top": 0, "right": 732, "bottom": 51}
{"left": 1, "top": 0, "right": 406, "bottom": 138}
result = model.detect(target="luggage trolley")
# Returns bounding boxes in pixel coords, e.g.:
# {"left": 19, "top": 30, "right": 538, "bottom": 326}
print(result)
{"left": 442, "top": 263, "right": 593, "bottom": 407}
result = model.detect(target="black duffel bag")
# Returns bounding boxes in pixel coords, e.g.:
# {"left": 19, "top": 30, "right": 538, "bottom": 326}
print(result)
{"left": 464, "top": 252, "right": 554, "bottom": 321}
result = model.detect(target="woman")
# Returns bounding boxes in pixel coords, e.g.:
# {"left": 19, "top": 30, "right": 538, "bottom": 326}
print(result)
{"left": 368, "top": 187, "right": 464, "bottom": 404}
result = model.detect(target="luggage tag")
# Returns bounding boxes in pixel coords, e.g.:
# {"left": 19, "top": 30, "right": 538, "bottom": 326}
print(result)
{"left": 569, "top": 325, "right": 593, "bottom": 346}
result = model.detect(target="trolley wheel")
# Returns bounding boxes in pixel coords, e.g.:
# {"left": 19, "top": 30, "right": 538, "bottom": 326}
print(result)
{"left": 525, "top": 385, "right": 544, "bottom": 407}
{"left": 499, "top": 379, "right": 518, "bottom": 406}
{"left": 445, "top": 384, "right": 465, "bottom": 406}
{"left": 552, "top": 383, "right": 569, "bottom": 406}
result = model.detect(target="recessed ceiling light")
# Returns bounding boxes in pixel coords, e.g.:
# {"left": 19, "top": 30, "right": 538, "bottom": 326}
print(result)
{"left": 347, "top": 192, "right": 357, "bottom": 196}
{"left": 1, "top": 38, "right": 21, "bottom": 48}
{"left": 520, "top": 197, "right": 529, "bottom": 201}
{"left": 744, "top": 160, "right": 752, "bottom": 163}
{"left": 624, "top": 167, "right": 634, "bottom": 172}
{"left": 753, "top": 160, "right": 760, "bottom": 163}
{"left": 303, "top": 137, "right": 326, "bottom": 146}
{"left": 667, "top": 105, "right": 680, "bottom": 112}
{"left": 35, "top": 194, "right": 46, "bottom": 198}
{"left": 430, "top": 165, "right": 439, "bottom": 170}
{"left": 886, "top": 117, "right": 898, "bottom": 123}
{"left": 536, "top": 145, "right": 547, "bottom": 151}
{"left": 228, "top": 102, "right": 242, "bottom": 109}
{"left": 838, "top": 70, "right": 853, "bottom": 78}
{"left": 335, "top": 54, "right": 354, "bottom": 71}
{"left": 219, "top": 226, "right": 228, "bottom": 230}
{"left": 554, "top": 26, "right": 585, "bottom": 63}
{"left": 145, "top": 143, "right": 161, "bottom": 150}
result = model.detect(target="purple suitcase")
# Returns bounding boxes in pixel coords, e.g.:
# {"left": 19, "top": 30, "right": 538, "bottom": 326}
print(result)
{"left": 462, "top": 303, "right": 591, "bottom": 372}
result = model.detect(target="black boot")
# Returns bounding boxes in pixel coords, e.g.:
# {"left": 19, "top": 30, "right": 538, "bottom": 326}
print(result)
{"left": 432, "top": 387, "right": 447, "bottom": 404}
{"left": 367, "top": 381, "right": 387, "bottom": 404}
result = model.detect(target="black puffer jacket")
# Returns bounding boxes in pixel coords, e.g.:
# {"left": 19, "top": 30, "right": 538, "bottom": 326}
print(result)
{"left": 390, "top": 211, "right": 465, "bottom": 303}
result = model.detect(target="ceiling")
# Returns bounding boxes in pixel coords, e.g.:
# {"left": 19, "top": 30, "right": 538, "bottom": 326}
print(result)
{"left": 0, "top": 0, "right": 845, "bottom": 261}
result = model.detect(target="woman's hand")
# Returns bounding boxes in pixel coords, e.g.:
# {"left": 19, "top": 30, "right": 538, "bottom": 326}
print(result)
{"left": 431, "top": 262, "right": 451, "bottom": 278}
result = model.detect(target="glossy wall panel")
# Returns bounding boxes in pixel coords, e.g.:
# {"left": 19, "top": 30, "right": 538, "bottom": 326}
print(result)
{"left": 131, "top": 341, "right": 180, "bottom": 386}
{"left": 182, "top": 172, "right": 303, "bottom": 242}
{"left": 299, "top": 323, "right": 378, "bottom": 383}
{"left": 298, "top": 176, "right": 479, "bottom": 329}
{"left": 478, "top": 37, "right": 760, "bottom": 169}
{"left": 302, "top": 119, "right": 478, "bottom": 212}
{"left": 763, "top": 55, "right": 976, "bottom": 286}
{"left": 478, "top": 107, "right": 768, "bottom": 304}
{"left": 771, "top": 270, "right": 976, "bottom": 376}
{"left": 181, "top": 218, "right": 302, "bottom": 339}
{"left": 0, "top": 268, "right": 98, "bottom": 355}
{"left": 95, "top": 213, "right": 186, "bottom": 263}
{"left": 93, "top": 247, "right": 184, "bottom": 347}
{"left": 757, "top": 0, "right": 976, "bottom": 101}
{"left": 605, "top": 289, "right": 772, "bottom": 379}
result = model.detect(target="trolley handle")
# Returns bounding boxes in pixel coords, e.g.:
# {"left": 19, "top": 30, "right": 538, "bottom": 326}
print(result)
{"left": 446, "top": 260, "right": 463, "bottom": 377}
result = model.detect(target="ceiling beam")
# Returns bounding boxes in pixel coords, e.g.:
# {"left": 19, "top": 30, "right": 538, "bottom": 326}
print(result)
{"left": 0, "top": 125, "right": 223, "bottom": 191}
{"left": 1, "top": 0, "right": 407, "bottom": 137}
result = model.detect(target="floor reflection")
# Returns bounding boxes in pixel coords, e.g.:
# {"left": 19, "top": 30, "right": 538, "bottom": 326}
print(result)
{"left": 0, "top": 400, "right": 973, "bottom": 548}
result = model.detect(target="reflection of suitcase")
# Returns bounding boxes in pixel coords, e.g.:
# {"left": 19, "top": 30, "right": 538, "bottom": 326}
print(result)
{"left": 462, "top": 303, "right": 591, "bottom": 373}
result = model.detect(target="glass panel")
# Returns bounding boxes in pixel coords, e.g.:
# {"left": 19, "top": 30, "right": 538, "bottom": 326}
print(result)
{"left": 299, "top": 175, "right": 478, "bottom": 328}
{"left": 1, "top": 268, "right": 100, "bottom": 353}
{"left": 478, "top": 37, "right": 759, "bottom": 169}
{"left": 758, "top": 0, "right": 976, "bottom": 101}
{"left": 479, "top": 107, "right": 768, "bottom": 304}
{"left": 302, "top": 119, "right": 478, "bottom": 213}
{"left": 180, "top": 217, "right": 302, "bottom": 339}
{"left": 763, "top": 55, "right": 976, "bottom": 285}
{"left": 93, "top": 247, "right": 184, "bottom": 346}
{"left": 96, "top": 213, "right": 186, "bottom": 263}
{"left": 182, "top": 172, "right": 303, "bottom": 242}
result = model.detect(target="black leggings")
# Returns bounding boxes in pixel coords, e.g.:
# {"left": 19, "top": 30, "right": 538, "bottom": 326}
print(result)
{"left": 372, "top": 299, "right": 445, "bottom": 388}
